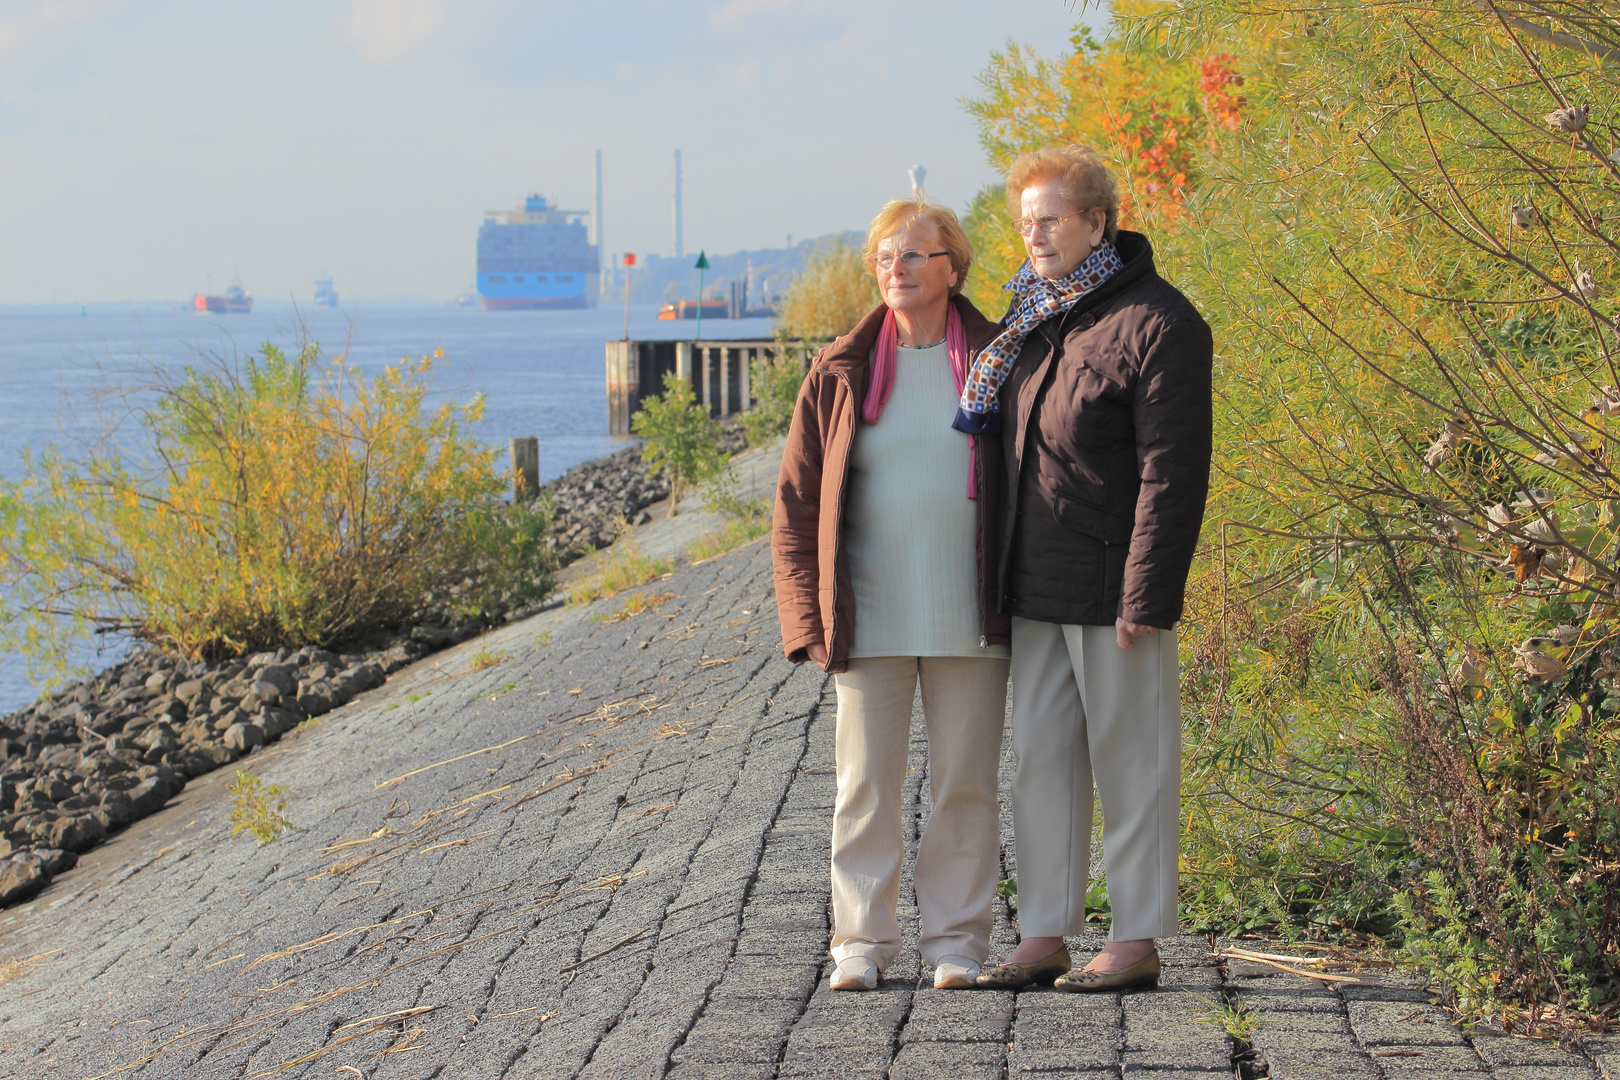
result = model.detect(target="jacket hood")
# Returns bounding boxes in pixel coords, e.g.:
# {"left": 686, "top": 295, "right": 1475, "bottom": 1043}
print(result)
{"left": 814, "top": 294, "right": 1002, "bottom": 379}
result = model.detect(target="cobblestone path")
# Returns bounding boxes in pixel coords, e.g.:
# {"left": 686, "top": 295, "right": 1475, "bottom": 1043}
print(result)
{"left": 0, "top": 539, "right": 1612, "bottom": 1079}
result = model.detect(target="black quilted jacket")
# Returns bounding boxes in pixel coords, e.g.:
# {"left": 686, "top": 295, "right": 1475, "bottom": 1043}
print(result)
{"left": 995, "top": 230, "right": 1214, "bottom": 629}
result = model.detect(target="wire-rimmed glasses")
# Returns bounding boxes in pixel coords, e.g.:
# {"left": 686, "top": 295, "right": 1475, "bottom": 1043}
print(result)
{"left": 1013, "top": 211, "right": 1083, "bottom": 237}
{"left": 867, "top": 250, "right": 950, "bottom": 271}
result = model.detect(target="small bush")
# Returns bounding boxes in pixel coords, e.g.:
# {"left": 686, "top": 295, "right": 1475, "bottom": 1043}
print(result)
{"left": 467, "top": 644, "right": 506, "bottom": 670}
{"left": 0, "top": 342, "right": 555, "bottom": 674}
{"left": 631, "top": 372, "right": 729, "bottom": 517}
{"left": 568, "top": 526, "right": 673, "bottom": 606}
{"left": 776, "top": 236, "right": 879, "bottom": 339}
{"left": 740, "top": 340, "right": 809, "bottom": 446}
{"left": 228, "top": 769, "right": 291, "bottom": 844}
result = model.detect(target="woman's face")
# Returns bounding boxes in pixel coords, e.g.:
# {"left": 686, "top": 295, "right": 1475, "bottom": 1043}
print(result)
{"left": 873, "top": 218, "right": 958, "bottom": 318}
{"left": 1019, "top": 178, "right": 1107, "bottom": 280}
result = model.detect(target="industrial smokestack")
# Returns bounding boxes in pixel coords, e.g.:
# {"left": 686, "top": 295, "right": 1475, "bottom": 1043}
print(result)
{"left": 673, "top": 150, "right": 685, "bottom": 258}
{"left": 595, "top": 149, "right": 605, "bottom": 293}
{"left": 908, "top": 165, "right": 927, "bottom": 200}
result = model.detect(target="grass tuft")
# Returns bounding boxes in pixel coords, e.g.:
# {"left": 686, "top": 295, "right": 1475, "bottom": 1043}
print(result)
{"left": 569, "top": 526, "right": 672, "bottom": 607}
{"left": 688, "top": 516, "right": 771, "bottom": 562}
{"left": 229, "top": 768, "right": 292, "bottom": 845}
{"left": 467, "top": 644, "right": 506, "bottom": 670}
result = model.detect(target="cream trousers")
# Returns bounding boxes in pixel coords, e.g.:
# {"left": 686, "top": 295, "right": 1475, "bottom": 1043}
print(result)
{"left": 829, "top": 655, "right": 1009, "bottom": 969}
{"left": 1009, "top": 618, "right": 1181, "bottom": 941}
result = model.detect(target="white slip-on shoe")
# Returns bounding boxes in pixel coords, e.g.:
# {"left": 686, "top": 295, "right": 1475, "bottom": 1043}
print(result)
{"left": 932, "top": 954, "right": 981, "bottom": 989}
{"left": 830, "top": 956, "right": 879, "bottom": 991}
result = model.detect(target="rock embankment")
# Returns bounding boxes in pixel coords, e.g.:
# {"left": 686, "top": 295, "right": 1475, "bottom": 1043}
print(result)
{"left": 0, "top": 430, "right": 754, "bottom": 907}
{"left": 544, "top": 424, "right": 747, "bottom": 557}
{"left": 0, "top": 642, "right": 413, "bottom": 905}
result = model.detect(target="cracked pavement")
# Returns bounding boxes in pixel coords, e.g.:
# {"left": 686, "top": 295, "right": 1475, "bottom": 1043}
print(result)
{"left": 0, "top": 536, "right": 1612, "bottom": 1079}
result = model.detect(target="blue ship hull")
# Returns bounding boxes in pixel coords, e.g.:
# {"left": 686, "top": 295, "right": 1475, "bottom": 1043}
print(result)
{"left": 477, "top": 271, "right": 593, "bottom": 310}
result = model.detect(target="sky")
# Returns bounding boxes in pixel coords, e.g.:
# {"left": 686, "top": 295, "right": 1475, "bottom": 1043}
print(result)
{"left": 0, "top": 0, "right": 1098, "bottom": 306}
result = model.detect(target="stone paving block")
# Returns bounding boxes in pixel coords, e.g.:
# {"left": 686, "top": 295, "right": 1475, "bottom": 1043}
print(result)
{"left": 898, "top": 988, "right": 1015, "bottom": 1042}
{"left": 666, "top": 1066, "right": 778, "bottom": 1080}
{"left": 1008, "top": 1039, "right": 1121, "bottom": 1071}
{"left": 1586, "top": 1034, "right": 1620, "bottom": 1079}
{"left": 1121, "top": 993, "right": 1231, "bottom": 1071}
{"left": 1007, "top": 1067, "right": 1117, "bottom": 1080}
{"left": 1472, "top": 1032, "right": 1595, "bottom": 1068}
{"left": 890, "top": 1039, "right": 1005, "bottom": 1080}
{"left": 1261, "top": 1047, "right": 1383, "bottom": 1079}
{"left": 1229, "top": 983, "right": 1345, "bottom": 1014}
{"left": 1366, "top": 1043, "right": 1486, "bottom": 1072}
{"left": 1346, "top": 998, "right": 1464, "bottom": 1043}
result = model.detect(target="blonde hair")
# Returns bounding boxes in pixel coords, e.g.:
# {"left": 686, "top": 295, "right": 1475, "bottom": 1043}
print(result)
{"left": 1005, "top": 145, "right": 1120, "bottom": 243}
{"left": 861, "top": 198, "right": 973, "bottom": 297}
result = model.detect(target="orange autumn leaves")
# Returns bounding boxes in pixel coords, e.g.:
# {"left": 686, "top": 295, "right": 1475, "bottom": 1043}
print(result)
{"left": 961, "top": 12, "right": 1252, "bottom": 313}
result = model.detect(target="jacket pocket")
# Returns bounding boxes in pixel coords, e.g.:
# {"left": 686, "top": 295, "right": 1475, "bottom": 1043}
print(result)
{"left": 1051, "top": 491, "right": 1134, "bottom": 545}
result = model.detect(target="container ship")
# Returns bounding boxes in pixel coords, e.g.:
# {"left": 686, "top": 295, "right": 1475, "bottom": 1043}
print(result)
{"left": 313, "top": 278, "right": 339, "bottom": 308}
{"left": 193, "top": 283, "right": 252, "bottom": 314}
{"left": 476, "top": 194, "right": 599, "bottom": 311}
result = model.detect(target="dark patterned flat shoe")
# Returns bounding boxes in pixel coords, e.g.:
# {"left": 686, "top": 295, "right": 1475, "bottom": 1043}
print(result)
{"left": 972, "top": 944, "right": 1071, "bottom": 989}
{"left": 1053, "top": 950, "right": 1160, "bottom": 993}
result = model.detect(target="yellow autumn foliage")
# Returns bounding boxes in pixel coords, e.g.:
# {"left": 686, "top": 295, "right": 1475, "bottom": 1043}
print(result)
{"left": 775, "top": 236, "right": 880, "bottom": 340}
{"left": 0, "top": 342, "right": 554, "bottom": 673}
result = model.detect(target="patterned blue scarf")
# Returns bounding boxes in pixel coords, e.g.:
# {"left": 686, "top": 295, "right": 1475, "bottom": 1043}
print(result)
{"left": 951, "top": 242, "right": 1124, "bottom": 435}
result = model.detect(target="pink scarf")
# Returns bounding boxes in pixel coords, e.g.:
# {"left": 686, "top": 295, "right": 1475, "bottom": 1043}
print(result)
{"left": 862, "top": 303, "right": 979, "bottom": 497}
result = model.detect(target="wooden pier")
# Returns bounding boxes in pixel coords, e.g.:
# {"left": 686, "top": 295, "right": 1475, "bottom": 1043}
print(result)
{"left": 604, "top": 338, "right": 812, "bottom": 435}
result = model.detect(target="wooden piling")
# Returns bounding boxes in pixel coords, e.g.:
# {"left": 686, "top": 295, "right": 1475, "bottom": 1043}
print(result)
{"left": 510, "top": 436, "right": 540, "bottom": 500}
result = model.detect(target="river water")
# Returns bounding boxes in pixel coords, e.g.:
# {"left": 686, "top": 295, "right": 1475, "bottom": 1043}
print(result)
{"left": 0, "top": 303, "right": 778, "bottom": 713}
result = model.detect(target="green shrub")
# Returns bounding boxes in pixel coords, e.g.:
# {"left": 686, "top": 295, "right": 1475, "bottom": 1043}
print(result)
{"left": 741, "top": 339, "right": 809, "bottom": 446}
{"left": 631, "top": 371, "right": 729, "bottom": 516}
{"left": 0, "top": 342, "right": 554, "bottom": 674}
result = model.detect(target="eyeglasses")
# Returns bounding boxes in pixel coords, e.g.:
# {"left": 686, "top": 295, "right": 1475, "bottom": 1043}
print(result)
{"left": 867, "top": 250, "right": 950, "bottom": 271}
{"left": 1013, "top": 211, "right": 1084, "bottom": 237}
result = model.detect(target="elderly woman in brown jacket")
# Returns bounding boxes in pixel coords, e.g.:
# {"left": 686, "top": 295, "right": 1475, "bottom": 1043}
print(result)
{"left": 961, "top": 145, "right": 1213, "bottom": 992}
{"left": 773, "top": 198, "right": 1009, "bottom": 992}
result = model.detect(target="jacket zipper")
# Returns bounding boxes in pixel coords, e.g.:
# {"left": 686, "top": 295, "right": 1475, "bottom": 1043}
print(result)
{"left": 825, "top": 368, "right": 855, "bottom": 668}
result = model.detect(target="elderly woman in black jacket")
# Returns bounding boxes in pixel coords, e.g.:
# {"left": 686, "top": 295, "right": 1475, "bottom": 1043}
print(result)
{"left": 959, "top": 145, "right": 1214, "bottom": 992}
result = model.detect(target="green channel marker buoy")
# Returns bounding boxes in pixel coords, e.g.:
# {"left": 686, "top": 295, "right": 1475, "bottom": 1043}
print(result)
{"left": 694, "top": 250, "right": 709, "bottom": 342}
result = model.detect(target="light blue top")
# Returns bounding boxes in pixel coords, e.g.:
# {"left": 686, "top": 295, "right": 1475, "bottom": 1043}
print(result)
{"left": 844, "top": 341, "right": 1009, "bottom": 660}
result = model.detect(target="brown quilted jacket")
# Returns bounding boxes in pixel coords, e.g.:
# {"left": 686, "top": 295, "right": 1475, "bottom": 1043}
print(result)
{"left": 772, "top": 296, "right": 1010, "bottom": 672}
{"left": 997, "top": 230, "right": 1213, "bottom": 629}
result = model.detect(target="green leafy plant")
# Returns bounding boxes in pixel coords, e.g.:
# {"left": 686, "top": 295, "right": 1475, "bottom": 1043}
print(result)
{"left": 741, "top": 339, "right": 810, "bottom": 446}
{"left": 631, "top": 372, "right": 729, "bottom": 517}
{"left": 1192, "top": 992, "right": 1263, "bottom": 1042}
{"left": 228, "top": 769, "right": 292, "bottom": 844}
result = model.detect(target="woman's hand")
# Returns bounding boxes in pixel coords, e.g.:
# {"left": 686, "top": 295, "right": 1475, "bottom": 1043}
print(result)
{"left": 807, "top": 642, "right": 829, "bottom": 666}
{"left": 1115, "top": 618, "right": 1156, "bottom": 650}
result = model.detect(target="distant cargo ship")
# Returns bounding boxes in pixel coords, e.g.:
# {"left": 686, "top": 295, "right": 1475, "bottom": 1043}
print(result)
{"left": 193, "top": 284, "right": 252, "bottom": 314}
{"left": 477, "top": 194, "right": 599, "bottom": 311}
{"left": 313, "top": 278, "right": 339, "bottom": 309}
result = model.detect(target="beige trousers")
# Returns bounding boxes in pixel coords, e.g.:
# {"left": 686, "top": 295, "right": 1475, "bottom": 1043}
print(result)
{"left": 1009, "top": 617, "right": 1181, "bottom": 941}
{"left": 829, "top": 655, "right": 1009, "bottom": 969}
